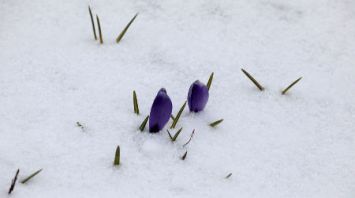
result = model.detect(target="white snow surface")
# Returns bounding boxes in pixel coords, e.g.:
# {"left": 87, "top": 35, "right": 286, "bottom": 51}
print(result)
{"left": 1, "top": 0, "right": 355, "bottom": 197}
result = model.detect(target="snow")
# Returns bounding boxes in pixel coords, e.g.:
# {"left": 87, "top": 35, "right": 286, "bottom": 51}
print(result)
{"left": 1, "top": 0, "right": 355, "bottom": 197}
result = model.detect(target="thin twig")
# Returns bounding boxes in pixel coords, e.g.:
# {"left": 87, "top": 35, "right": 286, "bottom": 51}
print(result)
{"left": 241, "top": 69, "right": 264, "bottom": 91}
{"left": 281, "top": 77, "right": 302, "bottom": 95}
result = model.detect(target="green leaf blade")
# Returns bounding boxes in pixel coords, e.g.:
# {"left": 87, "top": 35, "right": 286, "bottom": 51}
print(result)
{"left": 139, "top": 115, "right": 149, "bottom": 132}
{"left": 116, "top": 13, "right": 138, "bottom": 44}
{"left": 113, "top": 145, "right": 120, "bottom": 166}
{"left": 209, "top": 119, "right": 224, "bottom": 127}
{"left": 207, "top": 72, "right": 214, "bottom": 90}
{"left": 20, "top": 169, "right": 43, "bottom": 184}
{"left": 170, "top": 101, "right": 186, "bottom": 129}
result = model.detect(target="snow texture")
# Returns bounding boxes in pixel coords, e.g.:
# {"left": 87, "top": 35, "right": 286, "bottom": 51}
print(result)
{"left": 0, "top": 0, "right": 355, "bottom": 197}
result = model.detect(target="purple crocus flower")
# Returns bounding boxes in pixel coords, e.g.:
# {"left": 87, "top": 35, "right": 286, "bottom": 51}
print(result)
{"left": 187, "top": 80, "right": 209, "bottom": 112}
{"left": 149, "top": 88, "right": 173, "bottom": 133}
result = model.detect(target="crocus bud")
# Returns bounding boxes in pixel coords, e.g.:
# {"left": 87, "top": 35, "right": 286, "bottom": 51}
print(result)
{"left": 149, "top": 88, "right": 173, "bottom": 133}
{"left": 187, "top": 80, "right": 209, "bottom": 112}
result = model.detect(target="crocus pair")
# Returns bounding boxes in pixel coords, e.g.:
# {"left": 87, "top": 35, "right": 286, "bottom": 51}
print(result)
{"left": 149, "top": 81, "right": 209, "bottom": 133}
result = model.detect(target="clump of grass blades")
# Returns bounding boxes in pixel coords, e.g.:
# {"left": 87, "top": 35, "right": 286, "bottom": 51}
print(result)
{"left": 209, "top": 119, "right": 224, "bottom": 127}
{"left": 21, "top": 169, "right": 42, "bottom": 184}
{"left": 181, "top": 151, "right": 188, "bottom": 160}
{"left": 167, "top": 127, "right": 183, "bottom": 142}
{"left": 207, "top": 72, "right": 214, "bottom": 90}
{"left": 116, "top": 13, "right": 138, "bottom": 44}
{"left": 170, "top": 101, "right": 186, "bottom": 129}
{"left": 183, "top": 129, "right": 195, "bottom": 147}
{"left": 96, "top": 15, "right": 103, "bottom": 44}
{"left": 8, "top": 169, "right": 19, "bottom": 194}
{"left": 88, "top": 6, "right": 97, "bottom": 40}
{"left": 113, "top": 145, "right": 120, "bottom": 166}
{"left": 139, "top": 115, "right": 149, "bottom": 132}
{"left": 133, "top": 90, "right": 139, "bottom": 115}
{"left": 282, "top": 77, "right": 302, "bottom": 95}
{"left": 241, "top": 69, "right": 264, "bottom": 91}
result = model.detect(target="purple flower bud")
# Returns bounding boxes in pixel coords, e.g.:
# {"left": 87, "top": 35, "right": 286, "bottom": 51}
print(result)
{"left": 149, "top": 88, "right": 173, "bottom": 133}
{"left": 187, "top": 80, "right": 209, "bottom": 112}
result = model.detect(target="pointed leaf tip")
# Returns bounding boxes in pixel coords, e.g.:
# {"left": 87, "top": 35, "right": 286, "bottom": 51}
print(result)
{"left": 116, "top": 13, "right": 139, "bottom": 43}
{"left": 241, "top": 68, "right": 264, "bottom": 91}
{"left": 282, "top": 77, "right": 302, "bottom": 95}
{"left": 209, "top": 119, "right": 224, "bottom": 127}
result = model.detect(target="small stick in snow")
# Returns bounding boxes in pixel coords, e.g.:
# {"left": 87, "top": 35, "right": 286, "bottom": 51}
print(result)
{"left": 209, "top": 119, "right": 224, "bottom": 127}
{"left": 113, "top": 145, "right": 120, "bottom": 166}
{"left": 139, "top": 115, "right": 149, "bottom": 132}
{"left": 96, "top": 15, "right": 103, "bottom": 44}
{"left": 225, "top": 173, "right": 232, "bottom": 179}
{"left": 181, "top": 151, "right": 188, "bottom": 160}
{"left": 281, "top": 77, "right": 302, "bottom": 95}
{"left": 167, "top": 127, "right": 183, "bottom": 142}
{"left": 88, "top": 6, "right": 97, "bottom": 40}
{"left": 20, "top": 169, "right": 43, "bottom": 184}
{"left": 207, "top": 72, "right": 214, "bottom": 91}
{"left": 8, "top": 169, "right": 19, "bottom": 194}
{"left": 133, "top": 90, "right": 139, "bottom": 115}
{"left": 241, "top": 69, "right": 264, "bottom": 91}
{"left": 170, "top": 101, "right": 186, "bottom": 129}
{"left": 116, "top": 13, "right": 138, "bottom": 44}
{"left": 183, "top": 129, "right": 195, "bottom": 147}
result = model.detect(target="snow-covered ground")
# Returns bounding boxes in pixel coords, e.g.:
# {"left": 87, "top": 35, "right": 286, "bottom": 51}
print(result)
{"left": 1, "top": 0, "right": 355, "bottom": 197}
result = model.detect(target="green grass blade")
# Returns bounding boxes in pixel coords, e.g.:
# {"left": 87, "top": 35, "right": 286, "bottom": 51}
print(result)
{"left": 167, "top": 127, "right": 183, "bottom": 142}
{"left": 207, "top": 72, "right": 214, "bottom": 90}
{"left": 282, "top": 77, "right": 302, "bottom": 95}
{"left": 181, "top": 151, "right": 188, "bottom": 160}
{"left": 170, "top": 114, "right": 175, "bottom": 121}
{"left": 20, "top": 169, "right": 42, "bottom": 184}
{"left": 96, "top": 15, "right": 103, "bottom": 44}
{"left": 8, "top": 169, "right": 19, "bottom": 194}
{"left": 172, "top": 127, "right": 183, "bottom": 141}
{"left": 209, "top": 119, "right": 224, "bottom": 127}
{"left": 133, "top": 90, "right": 139, "bottom": 115}
{"left": 170, "top": 101, "right": 186, "bottom": 129}
{"left": 167, "top": 130, "right": 173, "bottom": 140}
{"left": 116, "top": 13, "right": 138, "bottom": 43}
{"left": 88, "top": 6, "right": 97, "bottom": 40}
{"left": 113, "top": 145, "right": 120, "bottom": 166}
{"left": 225, "top": 173, "right": 232, "bottom": 179}
{"left": 241, "top": 69, "right": 264, "bottom": 91}
{"left": 139, "top": 115, "right": 149, "bottom": 132}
